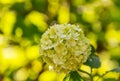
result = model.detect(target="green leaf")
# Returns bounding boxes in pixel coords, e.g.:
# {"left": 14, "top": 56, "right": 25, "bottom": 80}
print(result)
{"left": 84, "top": 55, "right": 101, "bottom": 68}
{"left": 109, "top": 67, "right": 120, "bottom": 72}
{"left": 84, "top": 45, "right": 101, "bottom": 68}
{"left": 63, "top": 71, "right": 84, "bottom": 81}
{"left": 90, "top": 45, "right": 95, "bottom": 55}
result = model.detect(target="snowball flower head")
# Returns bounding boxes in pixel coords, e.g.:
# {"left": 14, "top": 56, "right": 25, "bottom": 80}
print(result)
{"left": 40, "top": 24, "right": 91, "bottom": 73}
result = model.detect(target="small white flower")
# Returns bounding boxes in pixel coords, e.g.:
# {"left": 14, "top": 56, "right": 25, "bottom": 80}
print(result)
{"left": 40, "top": 24, "right": 91, "bottom": 73}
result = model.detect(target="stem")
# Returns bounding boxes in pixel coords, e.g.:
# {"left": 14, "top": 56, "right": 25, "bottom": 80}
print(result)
{"left": 78, "top": 69, "right": 92, "bottom": 79}
{"left": 78, "top": 68, "right": 93, "bottom": 81}
{"left": 96, "top": 71, "right": 109, "bottom": 81}
{"left": 90, "top": 67, "right": 93, "bottom": 81}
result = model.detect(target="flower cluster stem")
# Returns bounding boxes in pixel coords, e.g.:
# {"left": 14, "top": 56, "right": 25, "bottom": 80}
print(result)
{"left": 78, "top": 68, "right": 93, "bottom": 81}
{"left": 90, "top": 67, "right": 93, "bottom": 81}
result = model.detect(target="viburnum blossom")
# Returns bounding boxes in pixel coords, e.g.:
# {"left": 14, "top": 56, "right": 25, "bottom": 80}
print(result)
{"left": 40, "top": 24, "right": 91, "bottom": 73}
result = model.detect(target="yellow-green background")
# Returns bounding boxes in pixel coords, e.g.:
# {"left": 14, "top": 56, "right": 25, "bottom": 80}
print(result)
{"left": 0, "top": 0, "right": 120, "bottom": 81}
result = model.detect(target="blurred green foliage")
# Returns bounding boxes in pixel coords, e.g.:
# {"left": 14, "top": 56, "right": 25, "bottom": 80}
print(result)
{"left": 0, "top": 0, "right": 120, "bottom": 81}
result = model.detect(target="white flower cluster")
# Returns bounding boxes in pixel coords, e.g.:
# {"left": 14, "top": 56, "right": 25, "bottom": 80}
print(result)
{"left": 40, "top": 24, "right": 91, "bottom": 73}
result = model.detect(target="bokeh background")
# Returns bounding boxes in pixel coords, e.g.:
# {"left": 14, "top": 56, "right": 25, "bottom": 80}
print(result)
{"left": 0, "top": 0, "right": 120, "bottom": 81}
